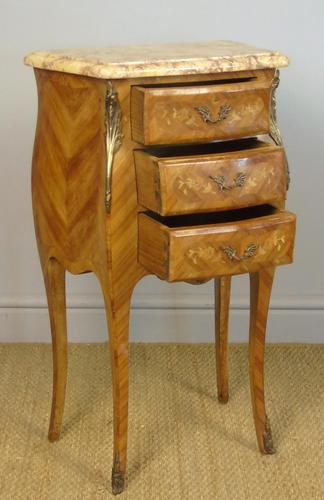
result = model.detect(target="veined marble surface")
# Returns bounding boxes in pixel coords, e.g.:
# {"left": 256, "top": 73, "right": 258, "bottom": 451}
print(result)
{"left": 24, "top": 40, "right": 289, "bottom": 79}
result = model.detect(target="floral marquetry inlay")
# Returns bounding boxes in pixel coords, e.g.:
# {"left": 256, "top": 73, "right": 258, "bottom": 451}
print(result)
{"left": 186, "top": 246, "right": 220, "bottom": 265}
{"left": 185, "top": 232, "right": 290, "bottom": 268}
{"left": 176, "top": 177, "right": 225, "bottom": 196}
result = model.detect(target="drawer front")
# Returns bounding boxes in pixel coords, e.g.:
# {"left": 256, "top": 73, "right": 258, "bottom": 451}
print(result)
{"left": 138, "top": 208, "right": 296, "bottom": 282}
{"left": 134, "top": 143, "right": 286, "bottom": 215}
{"left": 131, "top": 72, "right": 273, "bottom": 145}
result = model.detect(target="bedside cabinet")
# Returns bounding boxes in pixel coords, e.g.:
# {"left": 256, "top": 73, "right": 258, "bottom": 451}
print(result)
{"left": 24, "top": 41, "right": 296, "bottom": 495}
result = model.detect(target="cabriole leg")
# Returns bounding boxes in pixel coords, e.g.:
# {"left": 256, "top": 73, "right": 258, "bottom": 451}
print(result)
{"left": 43, "top": 258, "right": 68, "bottom": 442}
{"left": 249, "top": 266, "right": 276, "bottom": 454}
{"left": 100, "top": 278, "right": 132, "bottom": 495}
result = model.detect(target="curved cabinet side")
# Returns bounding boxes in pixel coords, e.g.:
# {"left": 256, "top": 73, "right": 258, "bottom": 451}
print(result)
{"left": 32, "top": 69, "right": 109, "bottom": 275}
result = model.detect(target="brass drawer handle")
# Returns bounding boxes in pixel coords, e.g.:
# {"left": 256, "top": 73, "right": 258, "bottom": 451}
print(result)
{"left": 221, "top": 243, "right": 258, "bottom": 261}
{"left": 209, "top": 172, "right": 247, "bottom": 191}
{"left": 195, "top": 104, "right": 232, "bottom": 124}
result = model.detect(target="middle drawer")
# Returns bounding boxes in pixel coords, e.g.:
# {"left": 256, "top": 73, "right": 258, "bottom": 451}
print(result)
{"left": 134, "top": 140, "right": 286, "bottom": 216}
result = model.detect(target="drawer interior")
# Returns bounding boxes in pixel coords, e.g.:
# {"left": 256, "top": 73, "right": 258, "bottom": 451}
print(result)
{"left": 144, "top": 204, "right": 278, "bottom": 228}
{"left": 132, "top": 76, "right": 257, "bottom": 89}
{"left": 139, "top": 138, "right": 270, "bottom": 158}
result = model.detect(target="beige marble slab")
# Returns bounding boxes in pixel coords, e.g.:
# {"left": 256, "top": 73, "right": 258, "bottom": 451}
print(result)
{"left": 24, "top": 40, "right": 289, "bottom": 80}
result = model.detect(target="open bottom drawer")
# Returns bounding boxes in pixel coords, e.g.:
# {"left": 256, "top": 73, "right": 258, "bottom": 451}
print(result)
{"left": 138, "top": 205, "right": 296, "bottom": 282}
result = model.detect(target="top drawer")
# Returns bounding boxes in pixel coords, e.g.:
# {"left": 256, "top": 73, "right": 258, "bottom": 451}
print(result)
{"left": 131, "top": 71, "right": 274, "bottom": 146}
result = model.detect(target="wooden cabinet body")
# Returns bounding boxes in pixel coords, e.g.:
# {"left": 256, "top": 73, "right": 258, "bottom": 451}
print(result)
{"left": 24, "top": 41, "right": 295, "bottom": 495}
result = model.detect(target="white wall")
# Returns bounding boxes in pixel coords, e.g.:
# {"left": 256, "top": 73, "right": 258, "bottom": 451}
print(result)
{"left": 1, "top": 0, "right": 323, "bottom": 342}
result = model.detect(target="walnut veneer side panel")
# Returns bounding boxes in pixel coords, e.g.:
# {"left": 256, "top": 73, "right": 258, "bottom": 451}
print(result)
{"left": 134, "top": 151, "right": 162, "bottom": 215}
{"left": 137, "top": 214, "right": 169, "bottom": 279}
{"left": 32, "top": 69, "right": 109, "bottom": 275}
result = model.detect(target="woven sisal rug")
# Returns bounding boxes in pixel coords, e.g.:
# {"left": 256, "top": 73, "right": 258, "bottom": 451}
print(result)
{"left": 0, "top": 343, "right": 323, "bottom": 499}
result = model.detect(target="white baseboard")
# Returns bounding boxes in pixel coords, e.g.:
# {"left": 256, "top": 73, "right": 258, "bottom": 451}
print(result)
{"left": 0, "top": 294, "right": 323, "bottom": 343}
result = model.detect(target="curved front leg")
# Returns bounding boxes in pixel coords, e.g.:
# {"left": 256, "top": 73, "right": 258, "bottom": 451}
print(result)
{"left": 99, "top": 277, "right": 132, "bottom": 495}
{"left": 249, "top": 266, "right": 275, "bottom": 454}
{"left": 43, "top": 258, "right": 68, "bottom": 442}
{"left": 214, "top": 276, "right": 231, "bottom": 403}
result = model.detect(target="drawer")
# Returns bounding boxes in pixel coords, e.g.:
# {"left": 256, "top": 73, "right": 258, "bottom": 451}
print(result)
{"left": 138, "top": 206, "right": 296, "bottom": 282}
{"left": 131, "top": 71, "right": 273, "bottom": 145}
{"left": 134, "top": 140, "right": 286, "bottom": 215}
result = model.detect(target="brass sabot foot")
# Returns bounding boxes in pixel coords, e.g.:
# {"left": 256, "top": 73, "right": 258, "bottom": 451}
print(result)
{"left": 263, "top": 416, "right": 276, "bottom": 454}
{"left": 111, "top": 469, "right": 125, "bottom": 495}
{"left": 217, "top": 392, "right": 229, "bottom": 404}
{"left": 48, "top": 430, "right": 60, "bottom": 442}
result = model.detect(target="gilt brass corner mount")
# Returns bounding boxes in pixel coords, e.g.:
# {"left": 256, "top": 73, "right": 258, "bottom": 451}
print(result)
{"left": 105, "top": 81, "right": 123, "bottom": 211}
{"left": 270, "top": 70, "right": 290, "bottom": 190}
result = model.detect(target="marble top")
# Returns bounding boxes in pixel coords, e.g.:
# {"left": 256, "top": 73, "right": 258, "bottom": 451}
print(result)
{"left": 24, "top": 40, "right": 289, "bottom": 80}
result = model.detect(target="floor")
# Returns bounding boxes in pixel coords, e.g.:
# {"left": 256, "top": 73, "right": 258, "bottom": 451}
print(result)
{"left": 0, "top": 343, "right": 324, "bottom": 499}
